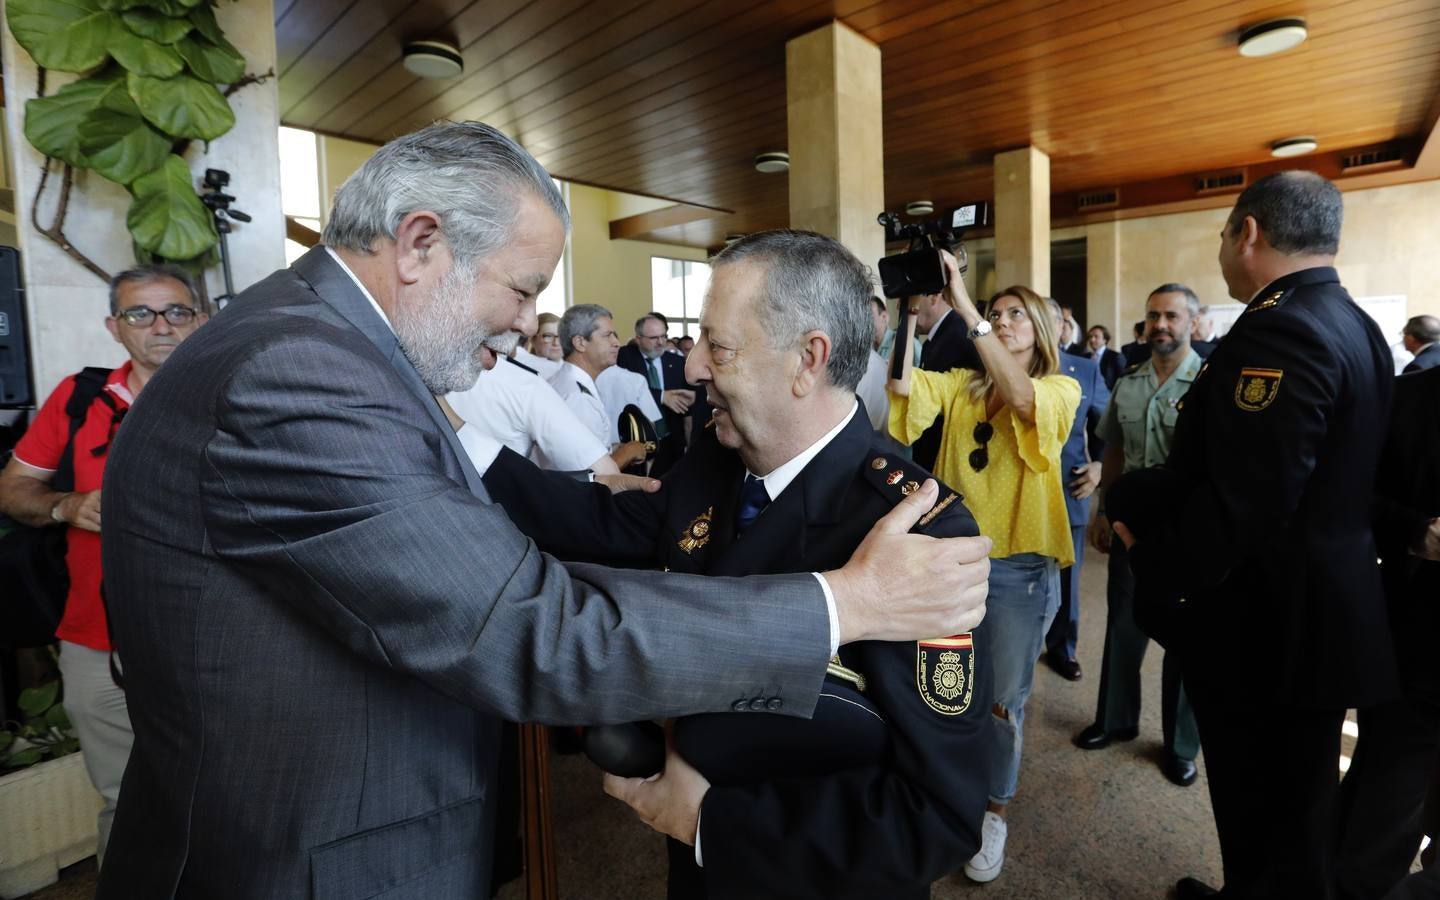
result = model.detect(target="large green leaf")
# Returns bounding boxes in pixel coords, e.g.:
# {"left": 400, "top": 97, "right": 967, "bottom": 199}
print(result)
{"left": 0, "top": 732, "right": 13, "bottom": 753}
{"left": 24, "top": 74, "right": 130, "bottom": 166}
{"left": 186, "top": 3, "right": 224, "bottom": 45}
{"left": 3, "top": 748, "right": 44, "bottom": 769}
{"left": 78, "top": 106, "right": 171, "bottom": 184}
{"left": 109, "top": 25, "right": 184, "bottom": 77}
{"left": 120, "top": 8, "right": 192, "bottom": 44}
{"left": 102, "top": 0, "right": 191, "bottom": 12}
{"left": 128, "top": 71, "right": 235, "bottom": 140}
{"left": 176, "top": 34, "right": 244, "bottom": 84}
{"left": 18, "top": 682, "right": 59, "bottom": 718}
{"left": 8, "top": 0, "right": 115, "bottom": 73}
{"left": 128, "top": 155, "right": 217, "bottom": 259}
{"left": 43, "top": 704, "right": 73, "bottom": 732}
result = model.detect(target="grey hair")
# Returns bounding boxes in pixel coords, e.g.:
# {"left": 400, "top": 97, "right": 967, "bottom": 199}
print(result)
{"left": 709, "top": 229, "right": 873, "bottom": 393}
{"left": 1149, "top": 283, "right": 1201, "bottom": 317}
{"left": 1226, "top": 170, "right": 1343, "bottom": 256}
{"left": 560, "top": 303, "right": 611, "bottom": 358}
{"left": 109, "top": 264, "right": 199, "bottom": 314}
{"left": 322, "top": 121, "right": 569, "bottom": 267}
{"left": 1044, "top": 296, "right": 1062, "bottom": 319}
{"left": 1404, "top": 315, "right": 1440, "bottom": 343}
{"left": 634, "top": 313, "right": 665, "bottom": 335}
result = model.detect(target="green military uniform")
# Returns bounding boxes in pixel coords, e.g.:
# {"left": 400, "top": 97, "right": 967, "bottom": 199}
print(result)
{"left": 1091, "top": 348, "right": 1202, "bottom": 761}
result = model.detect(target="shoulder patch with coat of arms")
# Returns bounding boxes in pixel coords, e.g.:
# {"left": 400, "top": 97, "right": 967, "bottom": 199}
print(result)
{"left": 1234, "top": 367, "right": 1283, "bottom": 412}
{"left": 916, "top": 633, "right": 975, "bottom": 715}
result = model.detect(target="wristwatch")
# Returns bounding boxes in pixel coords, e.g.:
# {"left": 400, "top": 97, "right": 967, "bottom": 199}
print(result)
{"left": 967, "top": 320, "right": 992, "bottom": 341}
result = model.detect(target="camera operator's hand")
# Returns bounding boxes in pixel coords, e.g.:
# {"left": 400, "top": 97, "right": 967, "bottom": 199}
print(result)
{"left": 939, "top": 250, "right": 980, "bottom": 324}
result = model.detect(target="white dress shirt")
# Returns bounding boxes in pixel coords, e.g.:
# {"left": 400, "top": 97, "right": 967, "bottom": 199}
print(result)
{"left": 549, "top": 361, "right": 610, "bottom": 448}
{"left": 853, "top": 350, "right": 890, "bottom": 432}
{"left": 514, "top": 345, "right": 563, "bottom": 380}
{"left": 596, "top": 366, "right": 664, "bottom": 444}
{"left": 447, "top": 357, "right": 609, "bottom": 472}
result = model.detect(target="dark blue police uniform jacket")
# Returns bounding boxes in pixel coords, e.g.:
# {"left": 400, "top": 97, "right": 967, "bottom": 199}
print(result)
{"left": 485, "top": 403, "right": 991, "bottom": 900}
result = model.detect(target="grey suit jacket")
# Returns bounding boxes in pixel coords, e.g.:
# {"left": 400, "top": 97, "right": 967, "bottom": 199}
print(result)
{"left": 97, "top": 247, "right": 830, "bottom": 899}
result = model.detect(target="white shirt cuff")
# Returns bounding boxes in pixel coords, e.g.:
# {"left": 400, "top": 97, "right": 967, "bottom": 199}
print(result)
{"left": 456, "top": 423, "right": 503, "bottom": 473}
{"left": 694, "top": 809, "right": 703, "bottom": 866}
{"left": 812, "top": 572, "right": 840, "bottom": 656}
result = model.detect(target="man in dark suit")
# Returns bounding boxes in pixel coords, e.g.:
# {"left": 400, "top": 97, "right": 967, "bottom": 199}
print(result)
{"left": 1084, "top": 324, "right": 1126, "bottom": 389}
{"left": 1043, "top": 309, "right": 1110, "bottom": 681}
{"left": 1333, "top": 365, "right": 1440, "bottom": 899}
{"left": 1111, "top": 171, "right": 1399, "bottom": 899}
{"left": 1120, "top": 320, "right": 1148, "bottom": 366}
{"left": 910, "top": 290, "right": 982, "bottom": 470}
{"left": 95, "top": 123, "right": 993, "bottom": 900}
{"left": 617, "top": 312, "right": 697, "bottom": 474}
{"left": 486, "top": 229, "right": 991, "bottom": 899}
{"left": 1402, "top": 315, "right": 1440, "bottom": 372}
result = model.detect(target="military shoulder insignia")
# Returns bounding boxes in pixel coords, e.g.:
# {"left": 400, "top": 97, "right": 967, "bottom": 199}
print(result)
{"left": 677, "top": 506, "right": 714, "bottom": 553}
{"left": 1234, "top": 367, "right": 1283, "bottom": 412}
{"left": 916, "top": 634, "right": 975, "bottom": 715}
{"left": 1247, "top": 288, "right": 1290, "bottom": 313}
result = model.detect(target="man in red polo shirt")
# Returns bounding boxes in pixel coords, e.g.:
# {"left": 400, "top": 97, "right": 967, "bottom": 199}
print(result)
{"left": 0, "top": 264, "right": 206, "bottom": 865}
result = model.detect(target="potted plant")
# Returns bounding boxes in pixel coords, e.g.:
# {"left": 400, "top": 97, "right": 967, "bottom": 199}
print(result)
{"left": 0, "top": 681, "right": 102, "bottom": 899}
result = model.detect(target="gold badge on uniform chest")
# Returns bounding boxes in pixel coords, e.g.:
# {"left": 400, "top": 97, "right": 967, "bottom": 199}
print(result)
{"left": 677, "top": 506, "right": 714, "bottom": 554}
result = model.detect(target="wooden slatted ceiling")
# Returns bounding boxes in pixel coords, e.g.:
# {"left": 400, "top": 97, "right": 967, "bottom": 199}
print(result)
{"left": 276, "top": 0, "right": 1440, "bottom": 249}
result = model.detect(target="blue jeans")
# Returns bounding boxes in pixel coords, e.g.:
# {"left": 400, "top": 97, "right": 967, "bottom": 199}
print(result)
{"left": 985, "top": 553, "right": 1061, "bottom": 806}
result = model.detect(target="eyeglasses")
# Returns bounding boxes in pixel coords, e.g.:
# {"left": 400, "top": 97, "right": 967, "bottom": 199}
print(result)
{"left": 116, "top": 305, "right": 198, "bottom": 327}
{"left": 969, "top": 421, "right": 994, "bottom": 472}
{"left": 987, "top": 306, "right": 1028, "bottom": 324}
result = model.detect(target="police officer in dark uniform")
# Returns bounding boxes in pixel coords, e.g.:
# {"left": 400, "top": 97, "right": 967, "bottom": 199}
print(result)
{"left": 484, "top": 229, "right": 993, "bottom": 900}
{"left": 1107, "top": 171, "right": 1398, "bottom": 899}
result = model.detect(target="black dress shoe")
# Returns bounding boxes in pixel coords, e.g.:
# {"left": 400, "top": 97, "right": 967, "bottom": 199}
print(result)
{"left": 1175, "top": 876, "right": 1218, "bottom": 898}
{"left": 1163, "top": 753, "right": 1199, "bottom": 787}
{"left": 1044, "top": 652, "right": 1083, "bottom": 681}
{"left": 1072, "top": 723, "right": 1139, "bottom": 750}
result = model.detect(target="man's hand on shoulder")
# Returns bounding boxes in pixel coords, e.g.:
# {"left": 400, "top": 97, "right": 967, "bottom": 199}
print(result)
{"left": 826, "top": 479, "right": 991, "bottom": 644}
{"left": 596, "top": 473, "right": 662, "bottom": 494}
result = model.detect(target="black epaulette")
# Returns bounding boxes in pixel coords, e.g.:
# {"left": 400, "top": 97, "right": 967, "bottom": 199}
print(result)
{"left": 860, "top": 452, "right": 964, "bottom": 530}
{"left": 506, "top": 356, "right": 538, "bottom": 376}
{"left": 1244, "top": 287, "right": 1293, "bottom": 315}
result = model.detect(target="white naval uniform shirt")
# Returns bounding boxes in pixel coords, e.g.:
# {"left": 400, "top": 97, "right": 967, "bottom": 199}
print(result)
{"left": 446, "top": 356, "right": 608, "bottom": 472}
{"left": 514, "top": 345, "right": 563, "bottom": 380}
{"left": 548, "top": 361, "right": 610, "bottom": 448}
{"left": 595, "top": 366, "right": 664, "bottom": 445}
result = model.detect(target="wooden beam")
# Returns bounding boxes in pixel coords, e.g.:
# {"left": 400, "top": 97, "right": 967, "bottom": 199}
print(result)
{"left": 1413, "top": 89, "right": 1440, "bottom": 175}
{"left": 609, "top": 203, "right": 726, "bottom": 241}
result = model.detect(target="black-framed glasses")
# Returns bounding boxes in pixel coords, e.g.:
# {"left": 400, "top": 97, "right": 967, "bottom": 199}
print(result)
{"left": 969, "top": 421, "right": 994, "bottom": 471}
{"left": 117, "top": 305, "right": 198, "bottom": 327}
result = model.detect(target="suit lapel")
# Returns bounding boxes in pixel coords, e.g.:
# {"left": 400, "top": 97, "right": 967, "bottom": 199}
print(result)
{"left": 291, "top": 247, "right": 488, "bottom": 499}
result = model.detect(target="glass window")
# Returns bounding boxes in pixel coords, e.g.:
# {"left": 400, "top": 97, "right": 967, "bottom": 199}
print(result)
{"left": 536, "top": 180, "right": 570, "bottom": 316}
{"left": 650, "top": 257, "right": 708, "bottom": 336}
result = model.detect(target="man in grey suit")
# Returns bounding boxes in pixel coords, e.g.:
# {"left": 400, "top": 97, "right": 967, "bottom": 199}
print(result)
{"left": 96, "top": 122, "right": 991, "bottom": 899}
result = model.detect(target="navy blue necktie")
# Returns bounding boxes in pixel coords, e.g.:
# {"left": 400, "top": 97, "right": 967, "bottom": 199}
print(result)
{"left": 735, "top": 475, "right": 770, "bottom": 532}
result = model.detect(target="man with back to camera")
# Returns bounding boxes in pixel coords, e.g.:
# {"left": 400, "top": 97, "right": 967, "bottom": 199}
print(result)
{"left": 617, "top": 312, "right": 697, "bottom": 474}
{"left": 1073, "top": 284, "right": 1203, "bottom": 788}
{"left": 853, "top": 295, "right": 892, "bottom": 432}
{"left": 1401, "top": 314, "right": 1440, "bottom": 372}
{"left": 95, "top": 121, "right": 992, "bottom": 900}
{"left": 483, "top": 230, "right": 992, "bottom": 900}
{"left": 0, "top": 265, "right": 207, "bottom": 868}
{"left": 1108, "top": 171, "right": 1397, "bottom": 899}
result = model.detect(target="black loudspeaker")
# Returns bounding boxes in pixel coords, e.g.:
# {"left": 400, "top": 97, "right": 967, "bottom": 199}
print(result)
{"left": 0, "top": 247, "right": 34, "bottom": 409}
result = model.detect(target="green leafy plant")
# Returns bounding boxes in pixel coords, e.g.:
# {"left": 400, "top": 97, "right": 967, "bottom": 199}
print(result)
{"left": 0, "top": 681, "right": 79, "bottom": 774}
{"left": 7, "top": 0, "right": 270, "bottom": 283}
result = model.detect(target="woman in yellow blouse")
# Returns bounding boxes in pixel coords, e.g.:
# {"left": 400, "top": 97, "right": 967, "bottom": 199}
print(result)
{"left": 888, "top": 252, "right": 1080, "bottom": 885}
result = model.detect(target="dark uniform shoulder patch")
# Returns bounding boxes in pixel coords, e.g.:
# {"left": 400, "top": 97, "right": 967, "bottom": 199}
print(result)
{"left": 917, "top": 634, "right": 975, "bottom": 715}
{"left": 1234, "top": 367, "right": 1283, "bottom": 412}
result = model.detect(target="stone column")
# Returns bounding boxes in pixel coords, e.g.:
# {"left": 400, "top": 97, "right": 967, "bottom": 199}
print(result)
{"left": 1, "top": 0, "right": 283, "bottom": 397}
{"left": 1086, "top": 220, "right": 1123, "bottom": 336}
{"left": 786, "top": 21, "right": 885, "bottom": 270}
{"left": 993, "top": 146, "right": 1051, "bottom": 295}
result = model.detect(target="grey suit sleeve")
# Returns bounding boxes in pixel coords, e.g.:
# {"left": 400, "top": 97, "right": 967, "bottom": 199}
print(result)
{"left": 200, "top": 336, "right": 828, "bottom": 723}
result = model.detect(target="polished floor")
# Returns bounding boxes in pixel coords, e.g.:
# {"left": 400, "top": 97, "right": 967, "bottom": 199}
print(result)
{"left": 29, "top": 545, "right": 1343, "bottom": 899}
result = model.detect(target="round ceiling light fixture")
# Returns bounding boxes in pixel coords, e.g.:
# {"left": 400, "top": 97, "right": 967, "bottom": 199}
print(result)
{"left": 403, "top": 40, "right": 464, "bottom": 78}
{"left": 1238, "top": 18, "right": 1308, "bottom": 57}
{"left": 753, "top": 151, "right": 790, "bottom": 174}
{"left": 905, "top": 200, "right": 935, "bottom": 216}
{"left": 1270, "top": 136, "right": 1318, "bottom": 158}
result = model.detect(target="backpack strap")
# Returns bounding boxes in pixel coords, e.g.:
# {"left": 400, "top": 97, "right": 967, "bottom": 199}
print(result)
{"left": 52, "top": 367, "right": 120, "bottom": 493}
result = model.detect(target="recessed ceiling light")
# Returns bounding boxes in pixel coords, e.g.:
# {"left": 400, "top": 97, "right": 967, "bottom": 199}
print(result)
{"left": 905, "top": 200, "right": 935, "bottom": 216}
{"left": 1271, "top": 136, "right": 1318, "bottom": 158}
{"left": 1238, "top": 18, "right": 1308, "bottom": 57}
{"left": 753, "top": 152, "right": 789, "bottom": 174}
{"left": 403, "top": 40, "right": 463, "bottom": 78}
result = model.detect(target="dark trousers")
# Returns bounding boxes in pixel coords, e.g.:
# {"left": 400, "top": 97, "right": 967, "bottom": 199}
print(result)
{"left": 1185, "top": 666, "right": 1346, "bottom": 899}
{"left": 1092, "top": 541, "right": 1200, "bottom": 759}
{"left": 1335, "top": 689, "right": 1440, "bottom": 900}
{"left": 1044, "top": 524, "right": 1084, "bottom": 661}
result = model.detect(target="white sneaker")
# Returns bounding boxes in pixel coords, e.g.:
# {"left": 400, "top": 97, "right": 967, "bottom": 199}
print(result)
{"left": 964, "top": 811, "right": 1007, "bottom": 883}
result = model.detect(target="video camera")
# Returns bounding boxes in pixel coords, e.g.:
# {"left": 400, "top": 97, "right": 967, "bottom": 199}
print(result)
{"left": 875, "top": 202, "right": 989, "bottom": 299}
